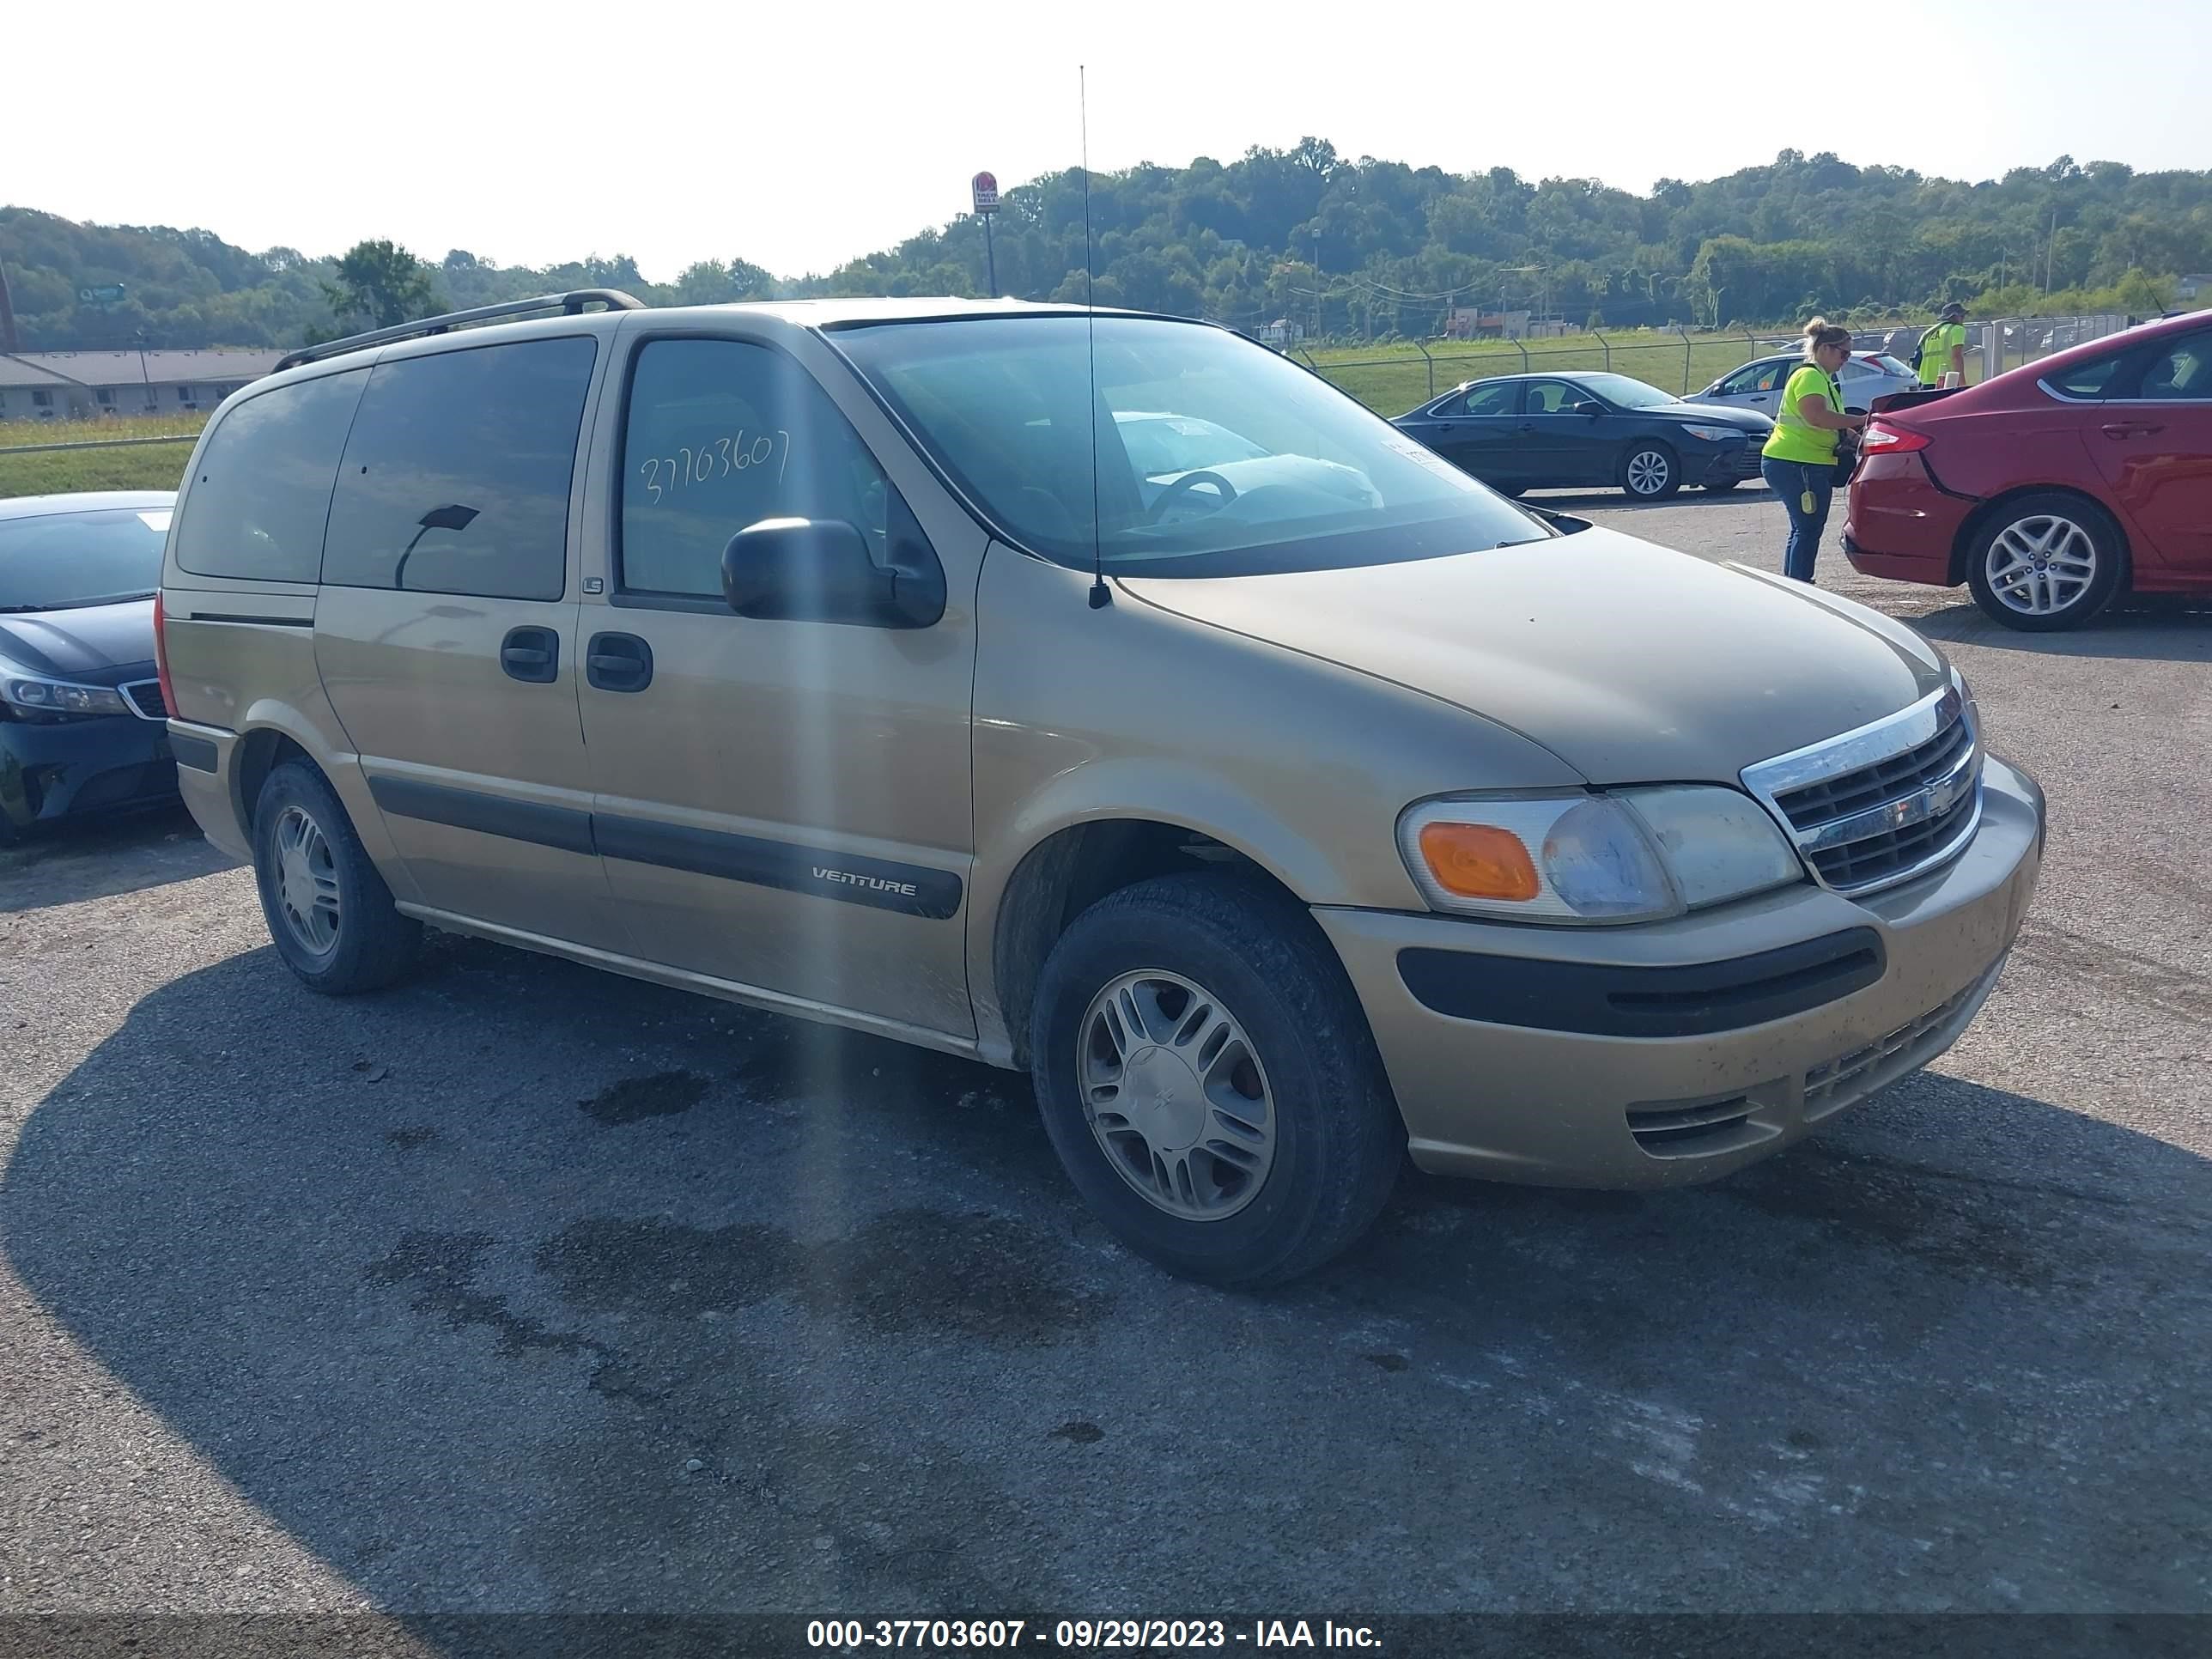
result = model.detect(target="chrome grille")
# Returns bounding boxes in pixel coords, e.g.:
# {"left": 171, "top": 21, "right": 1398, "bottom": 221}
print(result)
{"left": 1743, "top": 686, "right": 1982, "bottom": 897}
{"left": 119, "top": 679, "right": 168, "bottom": 721}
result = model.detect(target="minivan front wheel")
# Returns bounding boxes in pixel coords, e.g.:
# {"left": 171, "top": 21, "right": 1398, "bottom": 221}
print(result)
{"left": 1620, "top": 442, "right": 1680, "bottom": 500}
{"left": 252, "top": 762, "right": 421, "bottom": 994}
{"left": 1966, "top": 493, "right": 2124, "bottom": 630}
{"left": 1030, "top": 873, "right": 1402, "bottom": 1287}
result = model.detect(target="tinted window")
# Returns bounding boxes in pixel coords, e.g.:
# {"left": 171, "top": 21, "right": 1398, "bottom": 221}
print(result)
{"left": 2045, "top": 351, "right": 2125, "bottom": 400}
{"left": 321, "top": 337, "right": 596, "bottom": 600}
{"left": 0, "top": 506, "right": 170, "bottom": 611}
{"left": 173, "top": 370, "right": 366, "bottom": 582}
{"left": 2136, "top": 331, "right": 2212, "bottom": 401}
{"left": 836, "top": 316, "right": 1547, "bottom": 578}
{"left": 1572, "top": 373, "right": 1676, "bottom": 409}
{"left": 1522, "top": 380, "right": 1586, "bottom": 414}
{"left": 619, "top": 338, "right": 896, "bottom": 598}
{"left": 1455, "top": 381, "right": 1517, "bottom": 417}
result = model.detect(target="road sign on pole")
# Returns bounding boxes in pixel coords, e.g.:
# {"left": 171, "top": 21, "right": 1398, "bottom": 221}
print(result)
{"left": 971, "top": 172, "right": 1000, "bottom": 298}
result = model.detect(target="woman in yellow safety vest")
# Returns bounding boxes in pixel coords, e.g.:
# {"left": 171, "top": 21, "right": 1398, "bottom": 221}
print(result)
{"left": 1759, "top": 318, "right": 1869, "bottom": 584}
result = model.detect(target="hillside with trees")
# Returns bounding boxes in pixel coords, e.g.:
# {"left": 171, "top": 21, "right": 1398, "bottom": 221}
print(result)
{"left": 5, "top": 146, "right": 2206, "bottom": 351}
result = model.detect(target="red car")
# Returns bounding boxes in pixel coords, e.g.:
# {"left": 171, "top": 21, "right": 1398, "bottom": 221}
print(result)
{"left": 1844, "top": 312, "right": 2212, "bottom": 629}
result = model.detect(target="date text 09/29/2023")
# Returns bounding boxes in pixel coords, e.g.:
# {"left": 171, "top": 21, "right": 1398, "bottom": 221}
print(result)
{"left": 806, "top": 1619, "right": 1383, "bottom": 1650}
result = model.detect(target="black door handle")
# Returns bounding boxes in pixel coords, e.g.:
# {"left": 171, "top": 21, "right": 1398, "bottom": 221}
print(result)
{"left": 500, "top": 625, "right": 559, "bottom": 684}
{"left": 586, "top": 631, "right": 653, "bottom": 692}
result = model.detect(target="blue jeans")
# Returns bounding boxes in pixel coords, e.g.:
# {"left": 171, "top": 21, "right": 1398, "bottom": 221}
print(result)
{"left": 1762, "top": 457, "right": 1833, "bottom": 584}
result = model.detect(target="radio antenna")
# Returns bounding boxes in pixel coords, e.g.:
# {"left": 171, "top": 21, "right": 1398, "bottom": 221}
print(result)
{"left": 1081, "top": 64, "right": 1109, "bottom": 609}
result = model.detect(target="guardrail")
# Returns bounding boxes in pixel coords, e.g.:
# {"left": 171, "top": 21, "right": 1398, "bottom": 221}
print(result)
{"left": 0, "top": 434, "right": 199, "bottom": 457}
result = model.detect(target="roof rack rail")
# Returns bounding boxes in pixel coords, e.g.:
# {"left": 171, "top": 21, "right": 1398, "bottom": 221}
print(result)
{"left": 274, "top": 288, "right": 646, "bottom": 372}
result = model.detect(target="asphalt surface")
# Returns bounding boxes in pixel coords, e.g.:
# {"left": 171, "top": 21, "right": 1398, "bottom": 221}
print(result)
{"left": 3, "top": 488, "right": 2209, "bottom": 1634}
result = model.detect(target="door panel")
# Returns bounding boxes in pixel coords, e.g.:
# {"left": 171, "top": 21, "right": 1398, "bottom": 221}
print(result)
{"left": 2088, "top": 331, "right": 2212, "bottom": 575}
{"left": 1515, "top": 380, "right": 1612, "bottom": 484}
{"left": 311, "top": 334, "right": 629, "bottom": 950}
{"left": 1417, "top": 380, "right": 1520, "bottom": 481}
{"left": 578, "top": 332, "right": 979, "bottom": 1037}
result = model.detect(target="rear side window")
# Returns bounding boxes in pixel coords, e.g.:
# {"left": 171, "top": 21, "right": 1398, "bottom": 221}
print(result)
{"left": 2134, "top": 331, "right": 2212, "bottom": 401}
{"left": 173, "top": 370, "right": 366, "bottom": 582}
{"left": 618, "top": 337, "right": 896, "bottom": 599}
{"left": 321, "top": 337, "right": 597, "bottom": 600}
{"left": 2044, "top": 352, "right": 2124, "bottom": 400}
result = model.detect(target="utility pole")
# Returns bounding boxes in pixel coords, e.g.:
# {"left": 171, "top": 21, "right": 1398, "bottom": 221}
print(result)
{"left": 1312, "top": 230, "right": 1322, "bottom": 345}
{"left": 0, "top": 257, "right": 19, "bottom": 353}
{"left": 2045, "top": 207, "right": 2058, "bottom": 297}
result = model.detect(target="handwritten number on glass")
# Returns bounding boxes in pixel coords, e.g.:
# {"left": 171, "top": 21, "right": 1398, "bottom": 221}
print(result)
{"left": 636, "top": 429, "right": 793, "bottom": 506}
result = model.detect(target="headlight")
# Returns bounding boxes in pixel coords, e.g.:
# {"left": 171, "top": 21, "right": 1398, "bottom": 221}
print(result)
{"left": 0, "top": 662, "right": 134, "bottom": 720}
{"left": 1398, "top": 787, "right": 1804, "bottom": 925}
{"left": 1679, "top": 423, "right": 1747, "bottom": 443}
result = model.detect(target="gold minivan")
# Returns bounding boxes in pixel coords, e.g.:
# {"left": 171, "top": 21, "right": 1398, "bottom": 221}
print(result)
{"left": 157, "top": 292, "right": 2045, "bottom": 1285}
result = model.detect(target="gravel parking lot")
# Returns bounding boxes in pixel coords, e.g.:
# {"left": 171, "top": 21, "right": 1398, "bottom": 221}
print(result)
{"left": 3, "top": 489, "right": 2209, "bottom": 1634}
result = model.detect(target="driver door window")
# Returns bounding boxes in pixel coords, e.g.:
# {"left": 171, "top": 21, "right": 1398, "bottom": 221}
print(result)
{"left": 619, "top": 338, "right": 896, "bottom": 599}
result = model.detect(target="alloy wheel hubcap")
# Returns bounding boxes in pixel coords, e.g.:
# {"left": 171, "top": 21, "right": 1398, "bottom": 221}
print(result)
{"left": 1077, "top": 969, "right": 1275, "bottom": 1221}
{"left": 273, "top": 805, "right": 341, "bottom": 954}
{"left": 1627, "top": 451, "right": 1669, "bottom": 495}
{"left": 1987, "top": 515, "right": 2097, "bottom": 615}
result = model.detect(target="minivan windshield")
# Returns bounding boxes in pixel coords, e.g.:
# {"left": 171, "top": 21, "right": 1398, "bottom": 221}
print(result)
{"left": 835, "top": 315, "right": 1551, "bottom": 577}
{"left": 0, "top": 507, "right": 170, "bottom": 612}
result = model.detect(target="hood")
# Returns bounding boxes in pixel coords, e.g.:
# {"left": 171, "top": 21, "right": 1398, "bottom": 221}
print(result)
{"left": 1119, "top": 525, "right": 1944, "bottom": 786}
{"left": 1649, "top": 399, "right": 1771, "bottom": 433}
{"left": 0, "top": 599, "right": 156, "bottom": 683}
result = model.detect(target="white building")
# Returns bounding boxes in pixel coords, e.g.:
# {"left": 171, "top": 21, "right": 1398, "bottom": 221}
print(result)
{"left": 0, "top": 348, "right": 283, "bottom": 422}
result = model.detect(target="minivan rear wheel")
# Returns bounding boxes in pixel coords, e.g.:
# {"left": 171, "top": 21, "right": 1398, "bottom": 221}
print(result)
{"left": 252, "top": 762, "right": 421, "bottom": 994}
{"left": 1966, "top": 492, "right": 2124, "bottom": 631}
{"left": 1029, "top": 872, "right": 1402, "bottom": 1287}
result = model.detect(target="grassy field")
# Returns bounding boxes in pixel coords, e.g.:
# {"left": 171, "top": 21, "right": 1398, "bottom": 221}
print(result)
{"left": 1303, "top": 334, "right": 1784, "bottom": 414}
{"left": 0, "top": 415, "right": 204, "bottom": 500}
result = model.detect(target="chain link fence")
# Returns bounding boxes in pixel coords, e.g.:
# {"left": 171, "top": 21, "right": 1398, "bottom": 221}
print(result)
{"left": 1286, "top": 314, "right": 2149, "bottom": 415}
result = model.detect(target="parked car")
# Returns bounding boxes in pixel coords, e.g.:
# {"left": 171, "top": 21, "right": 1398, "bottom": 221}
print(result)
{"left": 0, "top": 490, "right": 180, "bottom": 843}
{"left": 1392, "top": 372, "right": 1771, "bottom": 500}
{"left": 1845, "top": 310, "right": 2212, "bottom": 629}
{"left": 1689, "top": 352, "right": 1917, "bottom": 419}
{"left": 159, "top": 295, "right": 2043, "bottom": 1286}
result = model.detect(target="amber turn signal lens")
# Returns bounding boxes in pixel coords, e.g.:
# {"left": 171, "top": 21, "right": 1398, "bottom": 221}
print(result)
{"left": 1417, "top": 821, "right": 1541, "bottom": 902}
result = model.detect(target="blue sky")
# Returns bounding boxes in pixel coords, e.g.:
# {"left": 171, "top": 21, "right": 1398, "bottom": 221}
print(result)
{"left": 15, "top": 0, "right": 2210, "bottom": 280}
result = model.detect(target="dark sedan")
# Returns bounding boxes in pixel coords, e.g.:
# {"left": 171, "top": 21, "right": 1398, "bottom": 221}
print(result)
{"left": 1392, "top": 371, "right": 1773, "bottom": 501}
{"left": 1, "top": 490, "right": 180, "bottom": 843}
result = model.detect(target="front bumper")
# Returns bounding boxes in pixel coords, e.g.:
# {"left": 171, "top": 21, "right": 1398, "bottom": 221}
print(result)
{"left": 1315, "top": 756, "right": 2045, "bottom": 1189}
{"left": 1693, "top": 441, "right": 1765, "bottom": 486}
{"left": 0, "top": 714, "right": 178, "bottom": 836}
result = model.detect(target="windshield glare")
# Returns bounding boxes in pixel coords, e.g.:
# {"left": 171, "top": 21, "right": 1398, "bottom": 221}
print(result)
{"left": 836, "top": 317, "right": 1551, "bottom": 576}
{"left": 0, "top": 507, "right": 169, "bottom": 611}
{"left": 1577, "top": 374, "right": 1677, "bottom": 409}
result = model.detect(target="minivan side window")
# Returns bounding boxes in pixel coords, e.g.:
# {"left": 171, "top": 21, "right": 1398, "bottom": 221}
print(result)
{"left": 173, "top": 369, "right": 367, "bottom": 583}
{"left": 321, "top": 337, "right": 597, "bottom": 601}
{"left": 619, "top": 338, "right": 895, "bottom": 599}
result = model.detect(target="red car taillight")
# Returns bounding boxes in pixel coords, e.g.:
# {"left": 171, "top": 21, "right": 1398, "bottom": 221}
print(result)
{"left": 153, "top": 592, "right": 178, "bottom": 719}
{"left": 1861, "top": 420, "right": 1931, "bottom": 453}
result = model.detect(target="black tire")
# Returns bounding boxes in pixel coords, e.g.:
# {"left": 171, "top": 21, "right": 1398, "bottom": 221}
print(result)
{"left": 1029, "top": 872, "right": 1403, "bottom": 1288}
{"left": 251, "top": 761, "right": 421, "bottom": 994}
{"left": 1697, "top": 477, "right": 1746, "bottom": 491}
{"left": 1965, "top": 492, "right": 2126, "bottom": 632}
{"left": 1494, "top": 483, "right": 1529, "bottom": 499}
{"left": 1620, "top": 441, "right": 1681, "bottom": 501}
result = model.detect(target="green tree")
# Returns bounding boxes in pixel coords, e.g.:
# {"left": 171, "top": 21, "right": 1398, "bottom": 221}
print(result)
{"left": 320, "top": 239, "right": 435, "bottom": 330}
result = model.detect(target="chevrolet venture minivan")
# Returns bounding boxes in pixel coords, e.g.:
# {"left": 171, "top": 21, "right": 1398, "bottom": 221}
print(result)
{"left": 158, "top": 292, "right": 2045, "bottom": 1285}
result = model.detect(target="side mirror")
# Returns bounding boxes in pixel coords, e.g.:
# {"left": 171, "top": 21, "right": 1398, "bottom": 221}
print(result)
{"left": 1571, "top": 400, "right": 1605, "bottom": 416}
{"left": 720, "top": 516, "right": 945, "bottom": 629}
